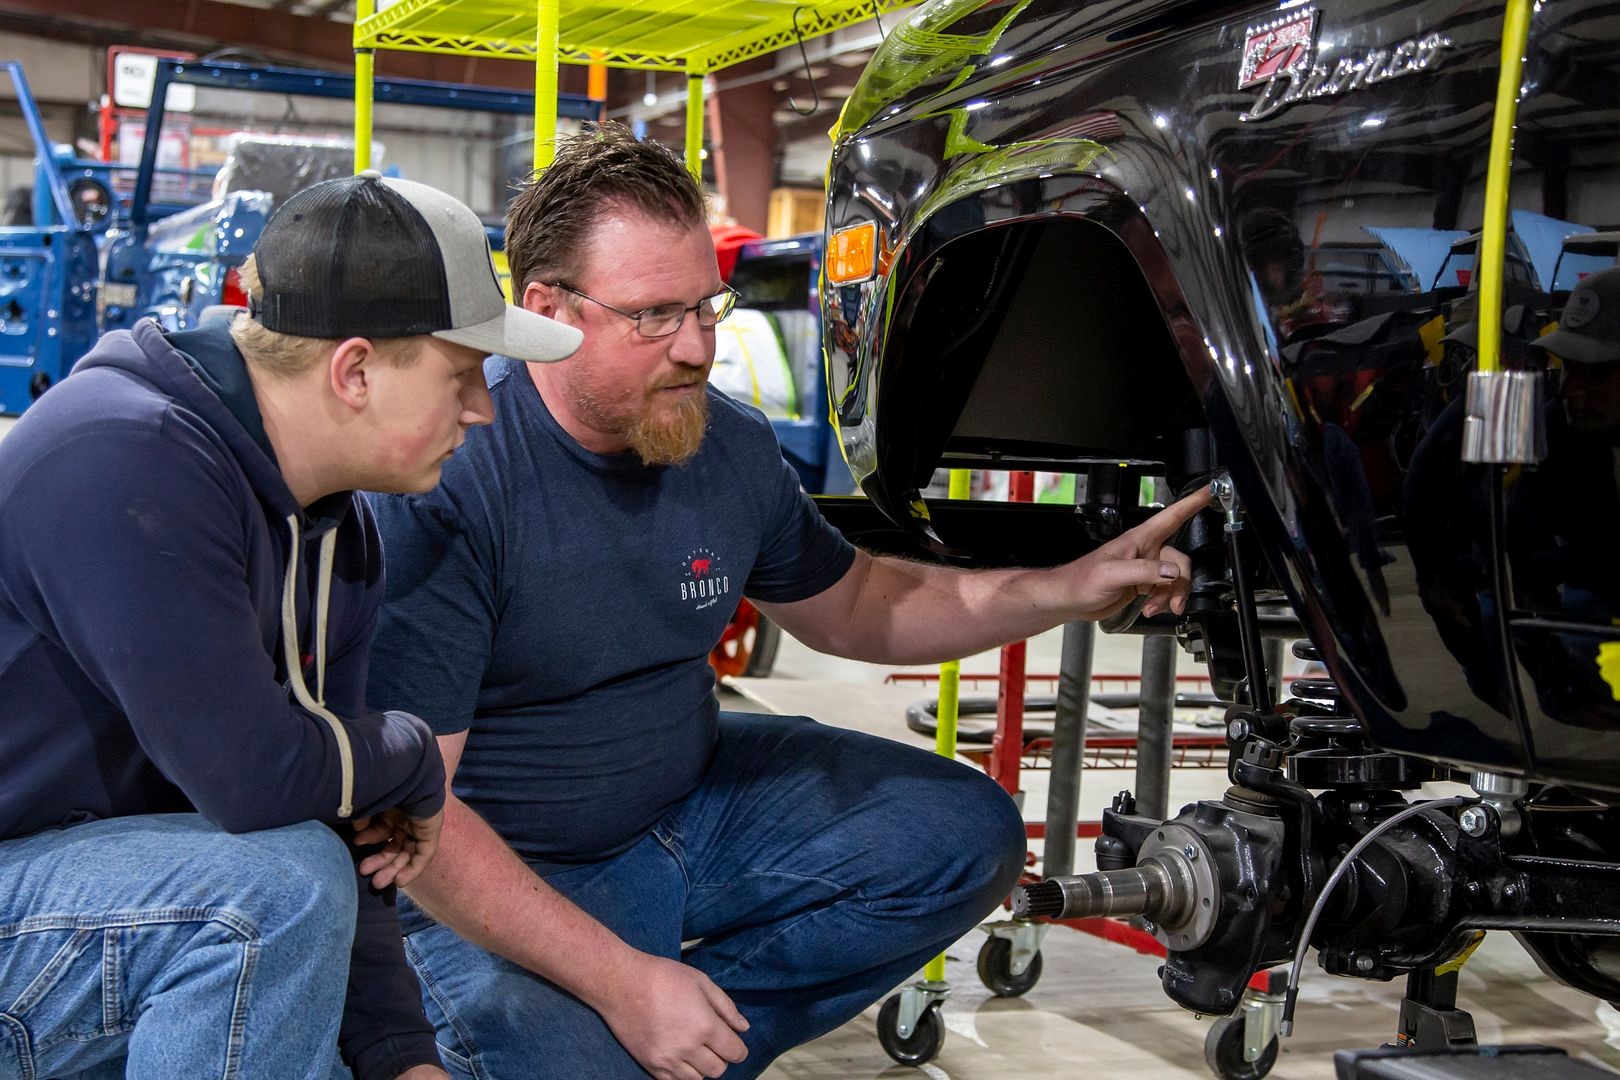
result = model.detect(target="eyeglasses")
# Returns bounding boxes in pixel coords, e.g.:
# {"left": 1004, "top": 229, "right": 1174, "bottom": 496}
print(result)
{"left": 550, "top": 282, "right": 738, "bottom": 339}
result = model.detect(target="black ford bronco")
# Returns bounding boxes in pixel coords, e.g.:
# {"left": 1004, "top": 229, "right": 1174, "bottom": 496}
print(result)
{"left": 823, "top": 0, "right": 1620, "bottom": 1075}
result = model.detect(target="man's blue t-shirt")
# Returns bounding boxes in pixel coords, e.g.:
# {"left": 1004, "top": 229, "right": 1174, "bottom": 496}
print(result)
{"left": 366, "top": 357, "right": 855, "bottom": 875}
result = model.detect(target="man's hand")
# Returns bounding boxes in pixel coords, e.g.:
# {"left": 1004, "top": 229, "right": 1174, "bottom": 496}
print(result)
{"left": 594, "top": 954, "right": 749, "bottom": 1080}
{"left": 1067, "top": 487, "right": 1212, "bottom": 622}
{"left": 353, "top": 806, "right": 444, "bottom": 890}
{"left": 394, "top": 1068, "right": 451, "bottom": 1080}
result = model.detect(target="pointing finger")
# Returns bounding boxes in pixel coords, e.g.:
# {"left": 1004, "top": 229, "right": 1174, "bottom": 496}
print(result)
{"left": 1130, "top": 487, "right": 1212, "bottom": 548}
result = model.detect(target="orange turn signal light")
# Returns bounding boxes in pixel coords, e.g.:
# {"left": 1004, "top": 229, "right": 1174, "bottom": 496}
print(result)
{"left": 827, "top": 221, "right": 878, "bottom": 285}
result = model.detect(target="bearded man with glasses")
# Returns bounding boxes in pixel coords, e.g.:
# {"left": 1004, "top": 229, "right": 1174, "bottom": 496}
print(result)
{"left": 364, "top": 122, "right": 1206, "bottom": 1080}
{"left": 540, "top": 279, "right": 737, "bottom": 464}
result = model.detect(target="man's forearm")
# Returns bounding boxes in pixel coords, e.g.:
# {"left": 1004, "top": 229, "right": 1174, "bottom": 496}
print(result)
{"left": 767, "top": 493, "right": 1208, "bottom": 666}
{"left": 807, "top": 556, "right": 1068, "bottom": 666}
{"left": 403, "top": 796, "right": 637, "bottom": 1011}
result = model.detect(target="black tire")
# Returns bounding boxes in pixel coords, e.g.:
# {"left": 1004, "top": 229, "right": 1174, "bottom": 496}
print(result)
{"left": 741, "top": 613, "right": 781, "bottom": 677}
{"left": 977, "top": 936, "right": 1043, "bottom": 997}
{"left": 876, "top": 995, "right": 945, "bottom": 1067}
{"left": 1204, "top": 1015, "right": 1278, "bottom": 1080}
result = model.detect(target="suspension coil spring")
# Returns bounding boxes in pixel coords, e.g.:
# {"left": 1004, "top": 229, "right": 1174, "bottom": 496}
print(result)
{"left": 1288, "top": 640, "right": 1349, "bottom": 717}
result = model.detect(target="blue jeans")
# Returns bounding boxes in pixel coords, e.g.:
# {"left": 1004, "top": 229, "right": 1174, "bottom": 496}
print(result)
{"left": 0, "top": 814, "right": 357, "bottom": 1080}
{"left": 404, "top": 712, "right": 1026, "bottom": 1079}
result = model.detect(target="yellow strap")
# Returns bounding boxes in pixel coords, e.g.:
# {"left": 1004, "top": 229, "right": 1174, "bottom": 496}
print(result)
{"left": 1436, "top": 931, "right": 1487, "bottom": 976}
{"left": 1598, "top": 641, "right": 1620, "bottom": 702}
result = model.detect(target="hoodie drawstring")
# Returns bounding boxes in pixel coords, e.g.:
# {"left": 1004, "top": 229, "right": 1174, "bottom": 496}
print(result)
{"left": 282, "top": 514, "right": 355, "bottom": 819}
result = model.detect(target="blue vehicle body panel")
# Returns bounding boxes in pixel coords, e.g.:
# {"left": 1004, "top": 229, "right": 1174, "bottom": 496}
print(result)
{"left": 0, "top": 65, "right": 100, "bottom": 405}
{"left": 0, "top": 230, "right": 98, "bottom": 411}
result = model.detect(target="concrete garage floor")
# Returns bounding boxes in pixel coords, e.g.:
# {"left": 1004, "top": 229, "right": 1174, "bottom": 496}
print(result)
{"left": 768, "top": 927, "right": 1620, "bottom": 1080}
{"left": 739, "top": 630, "right": 1620, "bottom": 1080}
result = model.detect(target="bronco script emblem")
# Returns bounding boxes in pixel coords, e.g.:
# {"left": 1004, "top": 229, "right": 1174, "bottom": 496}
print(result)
{"left": 1238, "top": 6, "right": 1452, "bottom": 122}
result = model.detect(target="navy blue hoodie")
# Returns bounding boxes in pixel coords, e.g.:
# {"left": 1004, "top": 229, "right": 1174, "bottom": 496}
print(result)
{"left": 0, "top": 316, "right": 446, "bottom": 1078}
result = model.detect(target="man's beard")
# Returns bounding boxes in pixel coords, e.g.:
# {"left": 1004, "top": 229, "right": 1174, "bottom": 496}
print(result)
{"left": 626, "top": 386, "right": 708, "bottom": 465}
{"left": 569, "top": 366, "right": 711, "bottom": 466}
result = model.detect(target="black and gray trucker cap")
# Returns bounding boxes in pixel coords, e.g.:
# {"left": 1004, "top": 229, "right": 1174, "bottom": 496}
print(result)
{"left": 1533, "top": 266, "right": 1620, "bottom": 365}
{"left": 250, "top": 170, "right": 582, "bottom": 363}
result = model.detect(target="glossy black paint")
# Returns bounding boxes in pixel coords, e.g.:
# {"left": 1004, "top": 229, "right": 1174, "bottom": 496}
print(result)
{"left": 823, "top": 0, "right": 1620, "bottom": 793}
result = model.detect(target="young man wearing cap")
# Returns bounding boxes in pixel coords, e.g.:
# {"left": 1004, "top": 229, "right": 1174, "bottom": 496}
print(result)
{"left": 0, "top": 172, "right": 579, "bottom": 1079}
{"left": 1510, "top": 267, "right": 1620, "bottom": 705}
{"left": 367, "top": 125, "right": 1206, "bottom": 1079}
{"left": 1534, "top": 266, "right": 1620, "bottom": 437}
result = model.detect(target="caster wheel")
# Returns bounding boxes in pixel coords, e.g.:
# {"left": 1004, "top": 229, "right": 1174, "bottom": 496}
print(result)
{"left": 977, "top": 936, "right": 1043, "bottom": 997}
{"left": 877, "top": 994, "right": 945, "bottom": 1066}
{"left": 28, "top": 372, "right": 51, "bottom": 400}
{"left": 1204, "top": 1015, "right": 1278, "bottom": 1080}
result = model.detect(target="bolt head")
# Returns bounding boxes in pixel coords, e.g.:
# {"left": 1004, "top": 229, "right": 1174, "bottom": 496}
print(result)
{"left": 1182, "top": 843, "right": 1199, "bottom": 861}
{"left": 1228, "top": 718, "right": 1251, "bottom": 741}
{"left": 1355, "top": 954, "right": 1376, "bottom": 972}
{"left": 1459, "top": 806, "right": 1490, "bottom": 837}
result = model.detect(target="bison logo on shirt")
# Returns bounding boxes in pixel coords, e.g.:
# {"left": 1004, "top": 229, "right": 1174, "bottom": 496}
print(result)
{"left": 680, "top": 548, "right": 728, "bottom": 607}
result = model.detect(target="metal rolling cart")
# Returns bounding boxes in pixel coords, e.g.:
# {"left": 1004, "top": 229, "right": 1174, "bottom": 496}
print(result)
{"left": 873, "top": 469, "right": 1223, "bottom": 1064}
{"left": 876, "top": 469, "right": 1295, "bottom": 1077}
{"left": 877, "top": 655, "right": 1238, "bottom": 1065}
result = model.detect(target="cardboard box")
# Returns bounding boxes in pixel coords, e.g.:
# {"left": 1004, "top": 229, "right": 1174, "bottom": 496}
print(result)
{"left": 768, "top": 186, "right": 824, "bottom": 238}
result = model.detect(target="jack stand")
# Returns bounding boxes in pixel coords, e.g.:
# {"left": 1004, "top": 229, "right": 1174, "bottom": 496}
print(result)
{"left": 1395, "top": 968, "right": 1477, "bottom": 1051}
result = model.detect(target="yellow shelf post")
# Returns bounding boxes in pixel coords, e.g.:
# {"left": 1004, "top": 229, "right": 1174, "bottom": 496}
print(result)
{"left": 353, "top": 0, "right": 376, "bottom": 173}
{"left": 534, "top": 0, "right": 562, "bottom": 171}
{"left": 684, "top": 67, "right": 704, "bottom": 178}
{"left": 923, "top": 467, "right": 973, "bottom": 985}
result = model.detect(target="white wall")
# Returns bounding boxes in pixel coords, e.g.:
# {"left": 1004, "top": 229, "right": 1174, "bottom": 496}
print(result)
{"left": 0, "top": 35, "right": 104, "bottom": 106}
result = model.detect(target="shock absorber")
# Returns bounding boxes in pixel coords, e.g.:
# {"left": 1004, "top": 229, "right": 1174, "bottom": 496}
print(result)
{"left": 1210, "top": 473, "right": 1272, "bottom": 713}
